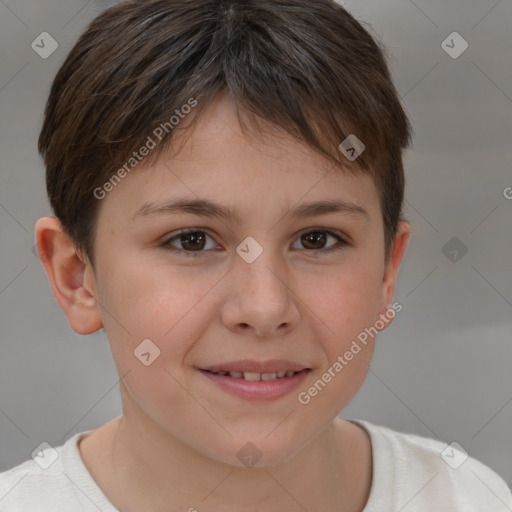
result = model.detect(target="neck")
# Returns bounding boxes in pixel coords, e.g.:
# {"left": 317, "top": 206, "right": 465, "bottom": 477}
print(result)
{"left": 112, "top": 417, "right": 346, "bottom": 511}
{"left": 81, "top": 393, "right": 371, "bottom": 512}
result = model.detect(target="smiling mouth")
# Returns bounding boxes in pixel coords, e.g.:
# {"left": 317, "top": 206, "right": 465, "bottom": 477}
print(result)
{"left": 200, "top": 369, "right": 308, "bottom": 381}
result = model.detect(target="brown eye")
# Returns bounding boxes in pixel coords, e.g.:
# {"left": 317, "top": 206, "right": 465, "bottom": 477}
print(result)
{"left": 164, "top": 230, "right": 217, "bottom": 254}
{"left": 179, "top": 232, "right": 206, "bottom": 251}
{"left": 162, "top": 228, "right": 349, "bottom": 258}
{"left": 293, "top": 230, "right": 348, "bottom": 253}
{"left": 301, "top": 231, "right": 328, "bottom": 250}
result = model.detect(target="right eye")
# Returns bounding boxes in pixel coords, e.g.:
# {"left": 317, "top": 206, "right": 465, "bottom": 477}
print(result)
{"left": 162, "top": 229, "right": 219, "bottom": 256}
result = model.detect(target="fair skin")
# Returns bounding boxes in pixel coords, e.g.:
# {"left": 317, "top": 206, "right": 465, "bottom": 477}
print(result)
{"left": 35, "top": 94, "right": 409, "bottom": 512}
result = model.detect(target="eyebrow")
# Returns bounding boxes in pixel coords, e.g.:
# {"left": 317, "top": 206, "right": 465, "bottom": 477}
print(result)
{"left": 133, "top": 197, "right": 370, "bottom": 223}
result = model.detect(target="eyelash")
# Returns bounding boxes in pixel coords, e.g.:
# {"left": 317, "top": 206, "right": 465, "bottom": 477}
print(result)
{"left": 162, "top": 228, "right": 349, "bottom": 257}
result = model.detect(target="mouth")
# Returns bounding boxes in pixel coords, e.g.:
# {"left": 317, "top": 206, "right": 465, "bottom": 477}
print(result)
{"left": 197, "top": 360, "right": 311, "bottom": 400}
{"left": 200, "top": 369, "right": 305, "bottom": 381}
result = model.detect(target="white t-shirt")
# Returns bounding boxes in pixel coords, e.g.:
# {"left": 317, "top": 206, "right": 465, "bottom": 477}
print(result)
{"left": 1, "top": 419, "right": 511, "bottom": 511}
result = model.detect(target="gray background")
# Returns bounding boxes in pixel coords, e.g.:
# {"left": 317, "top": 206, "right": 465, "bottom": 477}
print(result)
{"left": 1, "top": 0, "right": 511, "bottom": 492}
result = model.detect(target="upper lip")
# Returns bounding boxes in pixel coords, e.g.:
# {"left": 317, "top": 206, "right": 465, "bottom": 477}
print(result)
{"left": 199, "top": 359, "right": 309, "bottom": 373}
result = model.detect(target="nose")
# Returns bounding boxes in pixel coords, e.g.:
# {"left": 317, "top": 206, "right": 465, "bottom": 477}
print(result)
{"left": 220, "top": 247, "right": 301, "bottom": 338}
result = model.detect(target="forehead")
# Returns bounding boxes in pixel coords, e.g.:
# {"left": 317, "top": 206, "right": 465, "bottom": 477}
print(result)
{"left": 98, "top": 94, "right": 381, "bottom": 225}
{"left": 171, "top": 95, "right": 321, "bottom": 165}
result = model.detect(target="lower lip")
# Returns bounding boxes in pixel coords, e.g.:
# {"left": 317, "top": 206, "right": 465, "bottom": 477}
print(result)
{"left": 199, "top": 369, "right": 310, "bottom": 401}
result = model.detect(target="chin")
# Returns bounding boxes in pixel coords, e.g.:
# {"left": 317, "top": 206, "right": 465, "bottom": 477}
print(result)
{"left": 209, "top": 433, "right": 307, "bottom": 469}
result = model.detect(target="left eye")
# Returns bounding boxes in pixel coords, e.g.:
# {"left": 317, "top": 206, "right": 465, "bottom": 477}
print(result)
{"left": 162, "top": 229, "right": 348, "bottom": 256}
{"left": 292, "top": 230, "right": 347, "bottom": 253}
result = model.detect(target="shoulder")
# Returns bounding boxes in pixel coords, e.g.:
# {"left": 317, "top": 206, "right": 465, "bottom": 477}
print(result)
{"left": 0, "top": 442, "right": 68, "bottom": 510}
{"left": 350, "top": 419, "right": 512, "bottom": 511}
{"left": 0, "top": 432, "right": 116, "bottom": 511}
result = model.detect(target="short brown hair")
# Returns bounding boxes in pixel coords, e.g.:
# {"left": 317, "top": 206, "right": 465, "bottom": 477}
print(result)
{"left": 38, "top": 0, "right": 412, "bottom": 267}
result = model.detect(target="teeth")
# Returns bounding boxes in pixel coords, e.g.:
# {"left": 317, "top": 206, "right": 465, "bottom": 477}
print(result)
{"left": 209, "top": 370, "right": 300, "bottom": 380}
{"left": 243, "top": 372, "right": 261, "bottom": 381}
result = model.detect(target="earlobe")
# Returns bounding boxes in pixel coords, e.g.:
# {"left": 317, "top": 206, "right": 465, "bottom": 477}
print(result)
{"left": 377, "top": 221, "right": 410, "bottom": 323}
{"left": 34, "top": 217, "right": 103, "bottom": 335}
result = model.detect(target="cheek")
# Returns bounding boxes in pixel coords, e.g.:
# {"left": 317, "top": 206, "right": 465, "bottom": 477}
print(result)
{"left": 97, "top": 255, "right": 207, "bottom": 329}
{"left": 96, "top": 261, "right": 216, "bottom": 419}
{"left": 304, "top": 259, "right": 383, "bottom": 345}
{"left": 95, "top": 257, "right": 222, "bottom": 374}
{"left": 295, "top": 268, "right": 379, "bottom": 413}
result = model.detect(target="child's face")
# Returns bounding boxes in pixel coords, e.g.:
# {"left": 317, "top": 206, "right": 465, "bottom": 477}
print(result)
{"left": 76, "top": 94, "right": 409, "bottom": 466}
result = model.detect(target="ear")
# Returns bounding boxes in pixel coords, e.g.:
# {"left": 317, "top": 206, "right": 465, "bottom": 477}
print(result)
{"left": 375, "top": 221, "right": 410, "bottom": 328}
{"left": 34, "top": 217, "right": 103, "bottom": 335}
